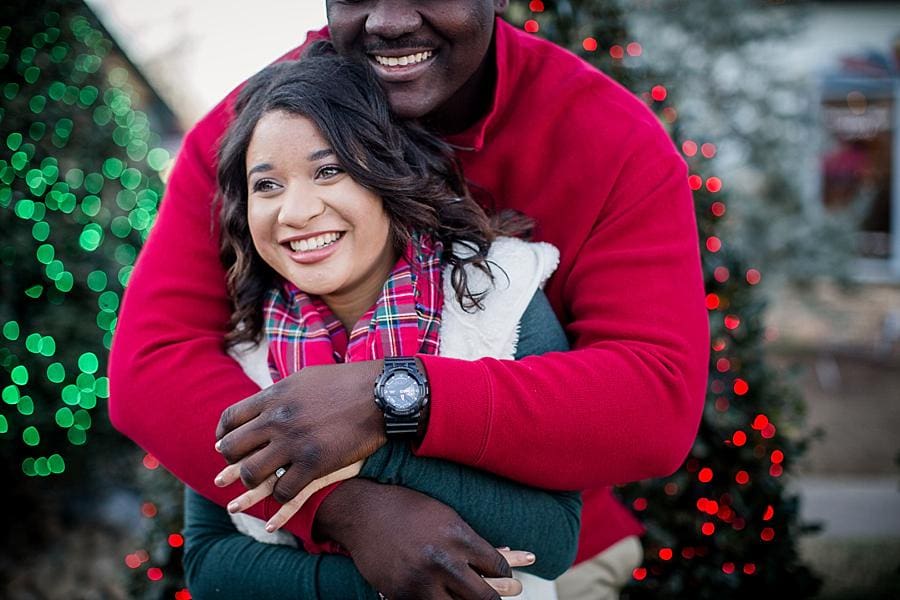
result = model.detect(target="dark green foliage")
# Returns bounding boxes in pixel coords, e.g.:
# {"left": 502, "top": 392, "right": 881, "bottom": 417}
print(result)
{"left": 1, "top": 1, "right": 184, "bottom": 595}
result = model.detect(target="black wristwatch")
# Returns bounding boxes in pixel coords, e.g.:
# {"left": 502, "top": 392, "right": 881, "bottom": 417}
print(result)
{"left": 373, "top": 357, "right": 430, "bottom": 437}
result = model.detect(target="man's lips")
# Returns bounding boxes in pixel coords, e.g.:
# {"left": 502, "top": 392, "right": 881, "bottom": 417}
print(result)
{"left": 367, "top": 49, "right": 436, "bottom": 82}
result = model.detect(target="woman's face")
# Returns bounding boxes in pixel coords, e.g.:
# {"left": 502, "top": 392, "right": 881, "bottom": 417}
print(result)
{"left": 246, "top": 110, "right": 395, "bottom": 307}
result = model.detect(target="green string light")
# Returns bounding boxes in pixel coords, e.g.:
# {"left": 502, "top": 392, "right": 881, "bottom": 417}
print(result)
{"left": 2, "top": 7, "right": 169, "bottom": 477}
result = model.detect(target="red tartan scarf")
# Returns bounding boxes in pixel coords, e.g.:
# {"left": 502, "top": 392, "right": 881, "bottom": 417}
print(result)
{"left": 263, "top": 236, "right": 443, "bottom": 381}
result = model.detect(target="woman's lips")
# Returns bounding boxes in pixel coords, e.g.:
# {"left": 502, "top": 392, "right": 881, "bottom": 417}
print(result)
{"left": 284, "top": 233, "right": 343, "bottom": 265}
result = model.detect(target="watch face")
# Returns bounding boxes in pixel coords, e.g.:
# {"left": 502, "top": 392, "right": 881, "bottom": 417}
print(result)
{"left": 383, "top": 371, "right": 421, "bottom": 412}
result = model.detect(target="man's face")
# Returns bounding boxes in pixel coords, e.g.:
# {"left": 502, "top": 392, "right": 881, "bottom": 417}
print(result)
{"left": 326, "top": 0, "right": 506, "bottom": 121}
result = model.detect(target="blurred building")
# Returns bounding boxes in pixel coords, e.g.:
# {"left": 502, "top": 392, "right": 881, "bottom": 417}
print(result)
{"left": 766, "top": 1, "right": 900, "bottom": 479}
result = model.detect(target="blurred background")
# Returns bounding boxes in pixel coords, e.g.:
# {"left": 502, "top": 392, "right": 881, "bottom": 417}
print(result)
{"left": 1, "top": 0, "right": 898, "bottom": 598}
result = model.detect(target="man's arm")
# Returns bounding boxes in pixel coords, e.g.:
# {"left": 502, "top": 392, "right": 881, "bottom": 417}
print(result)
{"left": 183, "top": 487, "right": 376, "bottom": 600}
{"left": 418, "top": 142, "right": 709, "bottom": 490}
{"left": 217, "top": 130, "right": 708, "bottom": 499}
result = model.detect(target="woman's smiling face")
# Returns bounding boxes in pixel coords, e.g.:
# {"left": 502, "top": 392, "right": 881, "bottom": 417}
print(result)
{"left": 246, "top": 110, "right": 395, "bottom": 309}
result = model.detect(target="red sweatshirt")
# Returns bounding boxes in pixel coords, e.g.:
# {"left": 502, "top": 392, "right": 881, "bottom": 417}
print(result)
{"left": 109, "top": 19, "right": 708, "bottom": 564}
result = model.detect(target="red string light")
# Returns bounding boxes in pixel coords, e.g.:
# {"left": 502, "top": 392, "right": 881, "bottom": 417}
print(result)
{"left": 147, "top": 567, "right": 163, "bottom": 581}
{"left": 175, "top": 590, "right": 193, "bottom": 600}
{"left": 716, "top": 358, "right": 730, "bottom": 372}
{"left": 142, "top": 453, "right": 160, "bottom": 470}
{"left": 141, "top": 502, "right": 157, "bottom": 518}
{"left": 610, "top": 45, "right": 625, "bottom": 59}
{"left": 659, "top": 548, "right": 673, "bottom": 560}
{"left": 705, "top": 293, "right": 720, "bottom": 310}
{"left": 168, "top": 533, "right": 184, "bottom": 548}
{"left": 714, "top": 266, "right": 730, "bottom": 282}
{"left": 582, "top": 37, "right": 598, "bottom": 52}
{"left": 706, "top": 236, "right": 722, "bottom": 252}
{"left": 633, "top": 567, "right": 647, "bottom": 581}
{"left": 722, "top": 562, "right": 735, "bottom": 574}
{"left": 746, "top": 268, "right": 761, "bottom": 285}
{"left": 633, "top": 497, "right": 648, "bottom": 511}
{"left": 752, "top": 414, "right": 769, "bottom": 430}
{"left": 701, "top": 143, "right": 717, "bottom": 158}
{"left": 706, "top": 177, "right": 722, "bottom": 193}
{"left": 732, "top": 430, "right": 747, "bottom": 446}
{"left": 651, "top": 85, "right": 668, "bottom": 102}
{"left": 771, "top": 450, "right": 784, "bottom": 464}
{"left": 688, "top": 174, "right": 703, "bottom": 190}
{"left": 761, "top": 527, "right": 775, "bottom": 542}
{"left": 682, "top": 140, "right": 698, "bottom": 156}
{"left": 743, "top": 563, "right": 757, "bottom": 575}
{"left": 528, "top": 0, "right": 544, "bottom": 11}
{"left": 711, "top": 201, "right": 726, "bottom": 216}
{"left": 733, "top": 378, "right": 749, "bottom": 396}
{"left": 724, "top": 315, "right": 740, "bottom": 330}
{"left": 524, "top": 19, "right": 539, "bottom": 33}
{"left": 735, "top": 470, "right": 750, "bottom": 484}
{"left": 763, "top": 505, "right": 775, "bottom": 521}
{"left": 626, "top": 42, "right": 643, "bottom": 56}
{"left": 701, "top": 522, "right": 715, "bottom": 535}
{"left": 698, "top": 467, "right": 713, "bottom": 483}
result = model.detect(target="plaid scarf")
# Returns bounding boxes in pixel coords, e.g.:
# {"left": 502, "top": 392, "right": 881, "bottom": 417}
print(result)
{"left": 263, "top": 236, "right": 443, "bottom": 381}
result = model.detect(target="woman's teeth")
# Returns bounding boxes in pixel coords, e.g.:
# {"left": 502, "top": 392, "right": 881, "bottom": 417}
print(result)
{"left": 289, "top": 232, "right": 341, "bottom": 252}
{"left": 374, "top": 51, "right": 433, "bottom": 67}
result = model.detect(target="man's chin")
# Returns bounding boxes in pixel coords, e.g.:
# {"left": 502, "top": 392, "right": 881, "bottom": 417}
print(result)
{"left": 383, "top": 88, "right": 439, "bottom": 122}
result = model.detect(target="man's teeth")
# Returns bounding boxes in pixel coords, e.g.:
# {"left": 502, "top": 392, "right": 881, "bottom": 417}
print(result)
{"left": 289, "top": 232, "right": 341, "bottom": 252}
{"left": 374, "top": 51, "right": 433, "bottom": 67}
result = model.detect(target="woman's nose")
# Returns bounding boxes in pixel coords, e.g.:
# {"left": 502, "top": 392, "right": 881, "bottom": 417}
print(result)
{"left": 277, "top": 188, "right": 326, "bottom": 227}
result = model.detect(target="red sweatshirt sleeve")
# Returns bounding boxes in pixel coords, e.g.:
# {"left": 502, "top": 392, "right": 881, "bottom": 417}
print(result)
{"left": 108, "top": 31, "right": 336, "bottom": 549}
{"left": 417, "top": 126, "right": 709, "bottom": 490}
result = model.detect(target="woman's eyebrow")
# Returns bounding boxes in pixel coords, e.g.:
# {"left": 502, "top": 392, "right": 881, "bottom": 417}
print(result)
{"left": 308, "top": 148, "right": 334, "bottom": 161}
{"left": 247, "top": 163, "right": 273, "bottom": 177}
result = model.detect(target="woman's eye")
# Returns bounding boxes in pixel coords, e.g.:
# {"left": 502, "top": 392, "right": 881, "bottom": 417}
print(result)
{"left": 252, "top": 179, "right": 279, "bottom": 193}
{"left": 316, "top": 165, "right": 344, "bottom": 180}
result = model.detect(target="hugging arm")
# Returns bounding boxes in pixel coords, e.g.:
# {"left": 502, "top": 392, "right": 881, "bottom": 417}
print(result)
{"left": 183, "top": 290, "right": 579, "bottom": 596}
{"left": 183, "top": 487, "right": 376, "bottom": 600}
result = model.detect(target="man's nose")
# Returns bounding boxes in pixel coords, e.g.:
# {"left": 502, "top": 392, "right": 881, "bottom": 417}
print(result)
{"left": 365, "top": 0, "right": 423, "bottom": 39}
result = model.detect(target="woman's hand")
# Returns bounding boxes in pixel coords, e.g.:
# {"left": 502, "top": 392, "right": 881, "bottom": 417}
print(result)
{"left": 215, "top": 460, "right": 363, "bottom": 532}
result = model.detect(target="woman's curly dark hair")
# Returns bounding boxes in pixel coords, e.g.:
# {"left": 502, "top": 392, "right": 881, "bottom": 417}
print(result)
{"left": 218, "top": 41, "right": 531, "bottom": 348}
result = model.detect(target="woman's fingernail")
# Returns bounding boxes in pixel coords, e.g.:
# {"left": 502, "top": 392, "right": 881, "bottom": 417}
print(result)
{"left": 227, "top": 502, "right": 239, "bottom": 513}
{"left": 215, "top": 476, "right": 224, "bottom": 486}
{"left": 215, "top": 440, "right": 222, "bottom": 452}
{"left": 265, "top": 521, "right": 276, "bottom": 532}
{"left": 525, "top": 553, "right": 535, "bottom": 563}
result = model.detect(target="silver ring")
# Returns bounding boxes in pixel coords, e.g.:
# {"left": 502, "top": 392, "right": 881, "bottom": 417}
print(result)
{"left": 275, "top": 467, "right": 287, "bottom": 479}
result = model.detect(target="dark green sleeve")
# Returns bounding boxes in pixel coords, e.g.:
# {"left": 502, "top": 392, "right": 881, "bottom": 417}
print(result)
{"left": 360, "top": 289, "right": 582, "bottom": 580}
{"left": 182, "top": 487, "right": 378, "bottom": 600}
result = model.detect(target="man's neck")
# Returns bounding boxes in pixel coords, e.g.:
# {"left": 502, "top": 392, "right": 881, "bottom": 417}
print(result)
{"left": 424, "top": 38, "right": 498, "bottom": 136}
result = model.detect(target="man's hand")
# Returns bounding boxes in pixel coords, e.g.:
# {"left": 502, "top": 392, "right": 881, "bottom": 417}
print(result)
{"left": 316, "top": 479, "right": 535, "bottom": 600}
{"left": 215, "top": 360, "right": 385, "bottom": 503}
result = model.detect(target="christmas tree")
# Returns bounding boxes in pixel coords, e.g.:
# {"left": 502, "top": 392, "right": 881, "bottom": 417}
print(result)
{"left": 505, "top": 0, "right": 823, "bottom": 597}
{"left": 1, "top": 1, "right": 187, "bottom": 596}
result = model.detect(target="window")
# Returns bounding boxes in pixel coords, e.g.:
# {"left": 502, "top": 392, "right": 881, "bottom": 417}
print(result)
{"left": 821, "top": 47, "right": 900, "bottom": 278}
